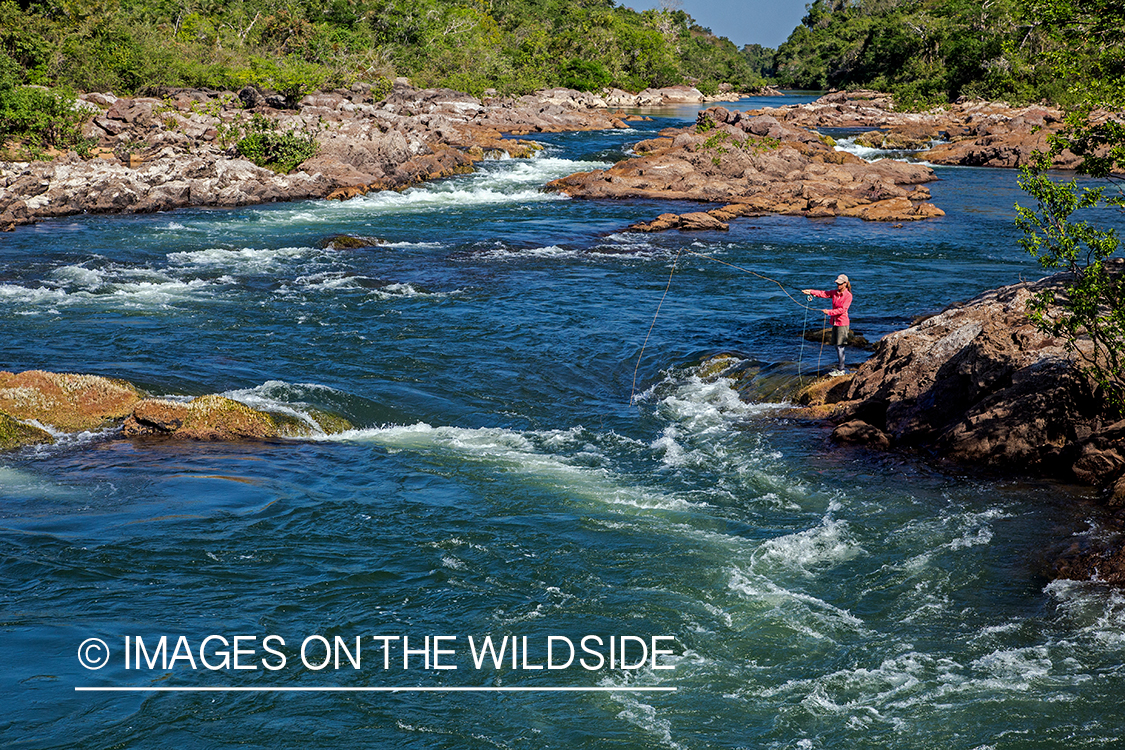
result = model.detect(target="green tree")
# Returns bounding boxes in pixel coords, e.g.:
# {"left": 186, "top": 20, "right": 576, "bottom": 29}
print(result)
{"left": 1014, "top": 0, "right": 1125, "bottom": 410}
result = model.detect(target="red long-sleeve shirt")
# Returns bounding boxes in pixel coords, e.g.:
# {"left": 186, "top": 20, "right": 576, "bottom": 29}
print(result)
{"left": 808, "top": 288, "right": 852, "bottom": 327}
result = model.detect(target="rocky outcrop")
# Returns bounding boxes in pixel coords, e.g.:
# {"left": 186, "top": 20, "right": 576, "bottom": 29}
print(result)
{"left": 746, "top": 89, "right": 1082, "bottom": 169}
{"left": 0, "top": 83, "right": 632, "bottom": 229}
{"left": 817, "top": 273, "right": 1112, "bottom": 483}
{"left": 550, "top": 106, "right": 944, "bottom": 226}
{"left": 0, "top": 370, "right": 352, "bottom": 447}
{"left": 779, "top": 268, "right": 1125, "bottom": 583}
{"left": 628, "top": 211, "right": 729, "bottom": 232}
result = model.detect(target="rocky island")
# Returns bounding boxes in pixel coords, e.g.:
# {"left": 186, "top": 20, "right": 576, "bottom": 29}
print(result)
{"left": 547, "top": 103, "right": 944, "bottom": 227}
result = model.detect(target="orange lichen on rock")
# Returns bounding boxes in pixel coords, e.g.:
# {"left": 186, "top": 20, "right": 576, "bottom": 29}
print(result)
{"left": 0, "top": 370, "right": 143, "bottom": 431}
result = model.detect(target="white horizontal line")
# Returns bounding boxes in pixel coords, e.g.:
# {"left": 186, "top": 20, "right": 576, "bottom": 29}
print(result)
{"left": 76, "top": 686, "right": 676, "bottom": 693}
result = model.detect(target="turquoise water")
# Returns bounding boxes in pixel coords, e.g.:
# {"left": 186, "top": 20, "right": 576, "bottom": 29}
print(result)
{"left": 2, "top": 100, "right": 1124, "bottom": 749}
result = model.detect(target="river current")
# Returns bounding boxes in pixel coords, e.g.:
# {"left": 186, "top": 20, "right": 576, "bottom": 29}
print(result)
{"left": 3, "top": 95, "right": 1124, "bottom": 749}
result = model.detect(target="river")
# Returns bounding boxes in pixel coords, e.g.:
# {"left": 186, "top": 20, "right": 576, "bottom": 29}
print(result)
{"left": 2, "top": 95, "right": 1123, "bottom": 749}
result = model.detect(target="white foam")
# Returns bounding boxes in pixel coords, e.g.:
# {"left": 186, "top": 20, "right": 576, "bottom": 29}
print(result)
{"left": 350, "top": 185, "right": 568, "bottom": 212}
{"left": 833, "top": 138, "right": 893, "bottom": 161}
{"left": 833, "top": 137, "right": 939, "bottom": 164}
{"left": 4, "top": 264, "right": 221, "bottom": 309}
{"left": 369, "top": 283, "right": 457, "bottom": 299}
{"left": 728, "top": 565, "right": 866, "bottom": 631}
{"left": 753, "top": 518, "right": 864, "bottom": 575}
{"left": 0, "top": 466, "right": 79, "bottom": 498}
{"left": 380, "top": 241, "right": 444, "bottom": 249}
{"left": 611, "top": 694, "right": 684, "bottom": 750}
{"left": 51, "top": 264, "right": 105, "bottom": 287}
{"left": 473, "top": 245, "right": 581, "bottom": 261}
{"left": 0, "top": 283, "right": 70, "bottom": 306}
{"left": 1045, "top": 579, "right": 1125, "bottom": 648}
{"left": 167, "top": 246, "right": 318, "bottom": 270}
{"left": 319, "top": 422, "right": 701, "bottom": 514}
{"left": 102, "top": 278, "right": 214, "bottom": 307}
{"left": 643, "top": 368, "right": 787, "bottom": 485}
{"left": 220, "top": 380, "right": 352, "bottom": 436}
{"left": 294, "top": 273, "right": 366, "bottom": 291}
{"left": 969, "top": 646, "right": 1053, "bottom": 690}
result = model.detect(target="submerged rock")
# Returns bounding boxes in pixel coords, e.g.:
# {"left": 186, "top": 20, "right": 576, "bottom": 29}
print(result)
{"left": 794, "top": 373, "right": 854, "bottom": 409}
{"left": 320, "top": 234, "right": 384, "bottom": 249}
{"left": 801, "top": 327, "right": 873, "bottom": 350}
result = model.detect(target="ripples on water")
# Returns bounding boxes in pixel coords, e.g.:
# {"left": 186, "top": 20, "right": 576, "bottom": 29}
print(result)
{"left": 2, "top": 100, "right": 1124, "bottom": 749}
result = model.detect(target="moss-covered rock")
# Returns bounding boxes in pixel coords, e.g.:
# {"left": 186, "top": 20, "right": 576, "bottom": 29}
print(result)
{"left": 320, "top": 234, "right": 383, "bottom": 249}
{"left": 0, "top": 411, "right": 55, "bottom": 450}
{"left": 697, "top": 354, "right": 741, "bottom": 379}
{"left": 123, "top": 395, "right": 352, "bottom": 441}
{"left": 0, "top": 370, "right": 143, "bottom": 432}
{"left": 794, "top": 373, "right": 854, "bottom": 407}
{"left": 306, "top": 408, "right": 354, "bottom": 435}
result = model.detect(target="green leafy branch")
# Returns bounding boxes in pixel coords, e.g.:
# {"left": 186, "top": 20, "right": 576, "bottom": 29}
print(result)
{"left": 1016, "top": 154, "right": 1125, "bottom": 411}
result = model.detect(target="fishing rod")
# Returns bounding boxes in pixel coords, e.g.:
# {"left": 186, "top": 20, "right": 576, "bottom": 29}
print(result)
{"left": 629, "top": 248, "right": 825, "bottom": 404}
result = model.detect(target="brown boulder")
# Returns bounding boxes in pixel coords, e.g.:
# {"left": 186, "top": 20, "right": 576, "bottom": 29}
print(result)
{"left": 627, "top": 211, "right": 728, "bottom": 232}
{"left": 831, "top": 420, "right": 891, "bottom": 449}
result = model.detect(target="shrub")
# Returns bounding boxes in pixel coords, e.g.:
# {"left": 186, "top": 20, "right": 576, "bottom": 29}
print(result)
{"left": 0, "top": 85, "right": 92, "bottom": 150}
{"left": 235, "top": 118, "right": 319, "bottom": 173}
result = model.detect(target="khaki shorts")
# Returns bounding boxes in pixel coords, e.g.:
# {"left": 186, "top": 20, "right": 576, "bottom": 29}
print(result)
{"left": 833, "top": 326, "right": 849, "bottom": 346}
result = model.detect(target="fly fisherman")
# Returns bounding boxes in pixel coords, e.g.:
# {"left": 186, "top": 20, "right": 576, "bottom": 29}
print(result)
{"left": 802, "top": 274, "right": 852, "bottom": 376}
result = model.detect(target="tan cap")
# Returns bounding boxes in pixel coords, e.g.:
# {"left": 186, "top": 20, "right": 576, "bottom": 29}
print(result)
{"left": 835, "top": 274, "right": 849, "bottom": 284}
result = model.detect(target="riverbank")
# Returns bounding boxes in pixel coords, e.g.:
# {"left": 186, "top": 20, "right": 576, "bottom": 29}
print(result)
{"left": 3, "top": 85, "right": 1091, "bottom": 232}
{"left": 0, "top": 82, "right": 641, "bottom": 230}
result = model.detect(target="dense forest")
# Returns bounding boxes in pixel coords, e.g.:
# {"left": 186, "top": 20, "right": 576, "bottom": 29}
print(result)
{"left": 0, "top": 0, "right": 765, "bottom": 98}
{"left": 769, "top": 0, "right": 1125, "bottom": 109}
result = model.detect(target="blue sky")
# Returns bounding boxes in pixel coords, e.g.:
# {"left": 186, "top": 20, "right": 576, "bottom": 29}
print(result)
{"left": 622, "top": 0, "right": 809, "bottom": 49}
